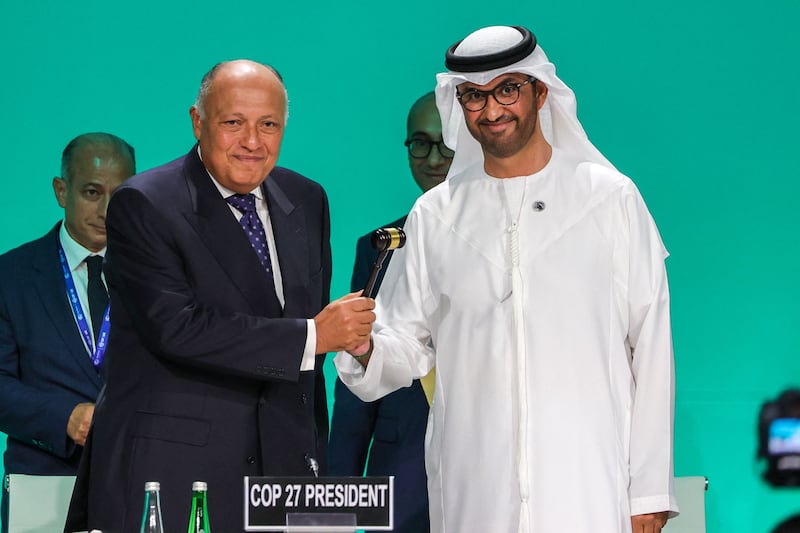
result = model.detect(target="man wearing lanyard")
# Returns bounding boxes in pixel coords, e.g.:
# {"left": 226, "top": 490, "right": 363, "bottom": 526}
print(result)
{"left": 0, "top": 132, "right": 135, "bottom": 533}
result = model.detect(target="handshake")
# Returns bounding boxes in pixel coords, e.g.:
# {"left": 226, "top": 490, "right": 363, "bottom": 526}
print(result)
{"left": 313, "top": 227, "right": 405, "bottom": 360}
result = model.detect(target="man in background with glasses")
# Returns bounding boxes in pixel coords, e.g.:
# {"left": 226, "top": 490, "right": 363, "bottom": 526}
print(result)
{"left": 336, "top": 25, "right": 677, "bottom": 533}
{"left": 329, "top": 91, "right": 451, "bottom": 533}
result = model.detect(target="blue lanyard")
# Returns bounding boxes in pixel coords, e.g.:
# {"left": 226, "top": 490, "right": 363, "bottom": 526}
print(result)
{"left": 58, "top": 243, "right": 110, "bottom": 369}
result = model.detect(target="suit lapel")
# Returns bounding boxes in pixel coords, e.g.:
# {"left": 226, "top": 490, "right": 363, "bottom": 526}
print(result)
{"left": 33, "top": 226, "right": 103, "bottom": 387}
{"left": 180, "top": 148, "right": 282, "bottom": 316}
{"left": 265, "top": 177, "right": 308, "bottom": 318}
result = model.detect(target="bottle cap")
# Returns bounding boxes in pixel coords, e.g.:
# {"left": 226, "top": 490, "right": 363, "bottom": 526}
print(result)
{"left": 144, "top": 481, "right": 160, "bottom": 491}
{"left": 192, "top": 481, "right": 207, "bottom": 491}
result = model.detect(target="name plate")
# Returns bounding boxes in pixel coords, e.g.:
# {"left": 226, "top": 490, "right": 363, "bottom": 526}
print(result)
{"left": 244, "top": 476, "right": 393, "bottom": 531}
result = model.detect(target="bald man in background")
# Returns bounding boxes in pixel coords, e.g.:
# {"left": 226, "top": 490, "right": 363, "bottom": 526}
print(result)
{"left": 0, "top": 132, "right": 135, "bottom": 533}
{"left": 328, "top": 92, "right": 452, "bottom": 533}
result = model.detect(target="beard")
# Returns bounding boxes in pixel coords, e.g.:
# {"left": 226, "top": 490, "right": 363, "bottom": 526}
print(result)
{"left": 467, "top": 111, "right": 539, "bottom": 159}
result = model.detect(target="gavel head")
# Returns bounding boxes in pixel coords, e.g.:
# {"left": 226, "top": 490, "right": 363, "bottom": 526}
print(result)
{"left": 371, "top": 227, "right": 406, "bottom": 252}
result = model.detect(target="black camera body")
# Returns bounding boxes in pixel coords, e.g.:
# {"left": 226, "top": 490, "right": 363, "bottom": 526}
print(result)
{"left": 758, "top": 388, "right": 800, "bottom": 487}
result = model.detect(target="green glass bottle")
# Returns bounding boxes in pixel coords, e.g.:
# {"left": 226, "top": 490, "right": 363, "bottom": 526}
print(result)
{"left": 140, "top": 481, "right": 165, "bottom": 533}
{"left": 187, "top": 481, "right": 212, "bottom": 533}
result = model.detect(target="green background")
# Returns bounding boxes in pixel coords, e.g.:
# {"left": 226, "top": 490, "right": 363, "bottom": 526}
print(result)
{"left": 1, "top": 1, "right": 798, "bottom": 531}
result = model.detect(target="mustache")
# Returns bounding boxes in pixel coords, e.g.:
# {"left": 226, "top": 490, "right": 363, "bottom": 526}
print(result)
{"left": 478, "top": 115, "right": 515, "bottom": 125}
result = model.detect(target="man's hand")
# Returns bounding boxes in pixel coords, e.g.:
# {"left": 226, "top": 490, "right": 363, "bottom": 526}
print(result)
{"left": 631, "top": 511, "right": 669, "bottom": 533}
{"left": 67, "top": 402, "right": 95, "bottom": 446}
{"left": 314, "top": 292, "right": 375, "bottom": 354}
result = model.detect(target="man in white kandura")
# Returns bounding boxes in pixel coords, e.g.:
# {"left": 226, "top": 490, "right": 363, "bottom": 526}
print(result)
{"left": 335, "top": 25, "right": 679, "bottom": 533}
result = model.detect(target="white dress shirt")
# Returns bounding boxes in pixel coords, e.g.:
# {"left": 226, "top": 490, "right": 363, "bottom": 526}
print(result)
{"left": 59, "top": 223, "right": 104, "bottom": 356}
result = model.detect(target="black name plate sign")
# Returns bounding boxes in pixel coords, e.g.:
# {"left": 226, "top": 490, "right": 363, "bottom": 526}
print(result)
{"left": 244, "top": 476, "right": 393, "bottom": 531}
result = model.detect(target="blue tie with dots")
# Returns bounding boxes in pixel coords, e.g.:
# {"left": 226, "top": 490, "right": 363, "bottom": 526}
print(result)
{"left": 226, "top": 193, "right": 273, "bottom": 274}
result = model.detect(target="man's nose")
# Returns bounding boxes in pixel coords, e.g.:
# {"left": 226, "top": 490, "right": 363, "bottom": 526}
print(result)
{"left": 98, "top": 195, "right": 111, "bottom": 217}
{"left": 426, "top": 145, "right": 446, "bottom": 167}
{"left": 483, "top": 95, "right": 506, "bottom": 119}
{"left": 241, "top": 124, "right": 260, "bottom": 149}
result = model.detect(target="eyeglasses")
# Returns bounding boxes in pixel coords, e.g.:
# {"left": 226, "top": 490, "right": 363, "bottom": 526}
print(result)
{"left": 456, "top": 76, "right": 536, "bottom": 112}
{"left": 404, "top": 138, "right": 455, "bottom": 159}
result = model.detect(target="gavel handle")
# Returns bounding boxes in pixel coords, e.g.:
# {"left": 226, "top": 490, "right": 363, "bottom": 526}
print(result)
{"left": 362, "top": 249, "right": 390, "bottom": 299}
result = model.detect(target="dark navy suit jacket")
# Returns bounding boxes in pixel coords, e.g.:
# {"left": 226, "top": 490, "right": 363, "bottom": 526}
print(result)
{"left": 65, "top": 147, "right": 331, "bottom": 533}
{"left": 328, "top": 215, "right": 431, "bottom": 533}
{"left": 0, "top": 223, "right": 104, "bottom": 529}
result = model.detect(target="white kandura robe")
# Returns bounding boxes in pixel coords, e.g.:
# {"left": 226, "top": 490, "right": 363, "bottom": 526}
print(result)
{"left": 335, "top": 148, "right": 678, "bottom": 533}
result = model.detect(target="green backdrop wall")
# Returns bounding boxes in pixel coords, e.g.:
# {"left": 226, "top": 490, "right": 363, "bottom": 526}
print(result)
{"left": 1, "top": 1, "right": 798, "bottom": 531}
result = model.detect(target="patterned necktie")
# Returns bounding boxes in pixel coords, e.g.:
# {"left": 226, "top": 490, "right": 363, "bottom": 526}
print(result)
{"left": 85, "top": 255, "right": 108, "bottom": 341}
{"left": 226, "top": 193, "right": 273, "bottom": 274}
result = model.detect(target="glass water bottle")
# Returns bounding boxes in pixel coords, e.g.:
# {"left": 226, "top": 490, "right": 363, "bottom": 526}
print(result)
{"left": 140, "top": 481, "right": 165, "bottom": 533}
{"left": 187, "top": 481, "right": 211, "bottom": 533}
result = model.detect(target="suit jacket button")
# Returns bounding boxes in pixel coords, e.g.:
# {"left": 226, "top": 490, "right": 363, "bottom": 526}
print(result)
{"left": 247, "top": 456, "right": 256, "bottom": 464}
{"left": 300, "top": 393, "right": 308, "bottom": 404}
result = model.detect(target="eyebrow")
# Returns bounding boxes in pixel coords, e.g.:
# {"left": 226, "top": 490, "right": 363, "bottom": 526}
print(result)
{"left": 461, "top": 76, "right": 522, "bottom": 91}
{"left": 222, "top": 112, "right": 282, "bottom": 121}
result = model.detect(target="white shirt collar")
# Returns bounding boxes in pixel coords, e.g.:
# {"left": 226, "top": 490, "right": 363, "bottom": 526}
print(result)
{"left": 58, "top": 222, "right": 105, "bottom": 272}
{"left": 197, "top": 146, "right": 264, "bottom": 201}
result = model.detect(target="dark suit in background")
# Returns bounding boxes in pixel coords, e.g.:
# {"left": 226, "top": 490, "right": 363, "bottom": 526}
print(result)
{"left": 0, "top": 132, "right": 134, "bottom": 533}
{"left": 0, "top": 225, "right": 103, "bottom": 523}
{"left": 328, "top": 215, "right": 431, "bottom": 533}
{"left": 0, "top": 226, "right": 104, "bottom": 473}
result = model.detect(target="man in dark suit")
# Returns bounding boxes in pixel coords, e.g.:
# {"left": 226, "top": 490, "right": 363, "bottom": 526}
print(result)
{"left": 328, "top": 92, "right": 452, "bottom": 533}
{"left": 65, "top": 60, "right": 375, "bottom": 533}
{"left": 0, "top": 132, "right": 135, "bottom": 532}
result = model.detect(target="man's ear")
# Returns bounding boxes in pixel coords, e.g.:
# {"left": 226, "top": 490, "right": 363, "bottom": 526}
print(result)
{"left": 53, "top": 177, "right": 68, "bottom": 208}
{"left": 535, "top": 80, "right": 548, "bottom": 110}
{"left": 190, "top": 105, "right": 202, "bottom": 141}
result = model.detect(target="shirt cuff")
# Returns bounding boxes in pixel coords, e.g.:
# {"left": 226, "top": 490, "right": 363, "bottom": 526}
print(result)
{"left": 300, "top": 318, "right": 316, "bottom": 371}
{"left": 630, "top": 494, "right": 678, "bottom": 518}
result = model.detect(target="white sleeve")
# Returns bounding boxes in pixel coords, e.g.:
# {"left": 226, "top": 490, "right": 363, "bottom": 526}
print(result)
{"left": 334, "top": 207, "right": 436, "bottom": 401}
{"left": 624, "top": 184, "right": 680, "bottom": 517}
